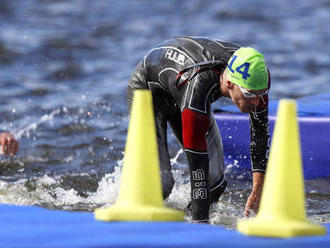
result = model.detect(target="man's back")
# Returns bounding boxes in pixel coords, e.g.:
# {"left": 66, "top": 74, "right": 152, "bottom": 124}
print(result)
{"left": 136, "top": 37, "right": 240, "bottom": 114}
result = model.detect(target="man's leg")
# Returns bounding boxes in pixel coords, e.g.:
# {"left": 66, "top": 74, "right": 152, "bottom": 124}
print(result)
{"left": 169, "top": 112, "right": 227, "bottom": 203}
{"left": 154, "top": 110, "right": 175, "bottom": 199}
{"left": 127, "top": 85, "right": 174, "bottom": 199}
{"left": 170, "top": 113, "right": 227, "bottom": 208}
{"left": 167, "top": 108, "right": 183, "bottom": 145}
{"left": 206, "top": 117, "right": 227, "bottom": 203}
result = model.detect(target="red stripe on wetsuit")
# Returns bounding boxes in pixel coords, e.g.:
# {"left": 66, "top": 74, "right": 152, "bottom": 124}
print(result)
{"left": 182, "top": 108, "right": 210, "bottom": 151}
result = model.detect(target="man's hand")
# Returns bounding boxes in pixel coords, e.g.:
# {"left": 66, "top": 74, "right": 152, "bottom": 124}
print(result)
{"left": 244, "top": 172, "right": 265, "bottom": 217}
{"left": 0, "top": 132, "right": 19, "bottom": 156}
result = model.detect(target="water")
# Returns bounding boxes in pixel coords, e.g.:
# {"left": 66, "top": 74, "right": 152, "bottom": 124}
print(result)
{"left": 0, "top": 0, "right": 329, "bottom": 229}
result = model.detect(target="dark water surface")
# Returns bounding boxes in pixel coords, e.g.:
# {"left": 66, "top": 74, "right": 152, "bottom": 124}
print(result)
{"left": 0, "top": 0, "right": 329, "bottom": 228}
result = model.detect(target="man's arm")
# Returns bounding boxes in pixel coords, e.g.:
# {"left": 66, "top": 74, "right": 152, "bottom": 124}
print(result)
{"left": 246, "top": 100, "right": 270, "bottom": 216}
{"left": 182, "top": 108, "right": 211, "bottom": 223}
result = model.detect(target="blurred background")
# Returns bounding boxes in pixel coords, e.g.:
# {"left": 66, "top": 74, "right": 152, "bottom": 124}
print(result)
{"left": 0, "top": 0, "right": 329, "bottom": 228}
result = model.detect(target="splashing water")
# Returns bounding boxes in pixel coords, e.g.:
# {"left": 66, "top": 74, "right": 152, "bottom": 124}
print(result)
{"left": 0, "top": 148, "right": 329, "bottom": 229}
{"left": 0, "top": 162, "right": 123, "bottom": 211}
{"left": 15, "top": 109, "right": 61, "bottom": 140}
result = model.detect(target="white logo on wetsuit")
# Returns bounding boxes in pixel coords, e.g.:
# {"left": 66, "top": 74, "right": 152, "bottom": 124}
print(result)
{"left": 165, "top": 49, "right": 185, "bottom": 66}
{"left": 192, "top": 169, "right": 205, "bottom": 180}
{"left": 192, "top": 169, "right": 207, "bottom": 199}
{"left": 193, "top": 188, "right": 207, "bottom": 199}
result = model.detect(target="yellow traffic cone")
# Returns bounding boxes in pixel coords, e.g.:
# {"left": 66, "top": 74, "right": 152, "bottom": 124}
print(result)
{"left": 237, "top": 99, "right": 326, "bottom": 237}
{"left": 94, "top": 90, "right": 184, "bottom": 221}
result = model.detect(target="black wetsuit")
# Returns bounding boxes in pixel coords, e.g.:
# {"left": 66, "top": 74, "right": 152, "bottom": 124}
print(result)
{"left": 127, "top": 37, "right": 270, "bottom": 222}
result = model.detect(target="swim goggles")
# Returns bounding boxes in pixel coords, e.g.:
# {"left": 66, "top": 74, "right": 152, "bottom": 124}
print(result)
{"left": 238, "top": 85, "right": 268, "bottom": 98}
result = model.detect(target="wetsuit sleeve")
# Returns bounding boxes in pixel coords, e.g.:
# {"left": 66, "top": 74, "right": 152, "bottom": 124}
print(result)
{"left": 249, "top": 104, "right": 270, "bottom": 172}
{"left": 182, "top": 108, "right": 210, "bottom": 222}
{"left": 249, "top": 69, "right": 271, "bottom": 173}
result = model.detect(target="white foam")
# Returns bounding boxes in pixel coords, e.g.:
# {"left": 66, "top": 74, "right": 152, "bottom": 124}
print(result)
{"left": 89, "top": 165, "right": 122, "bottom": 206}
